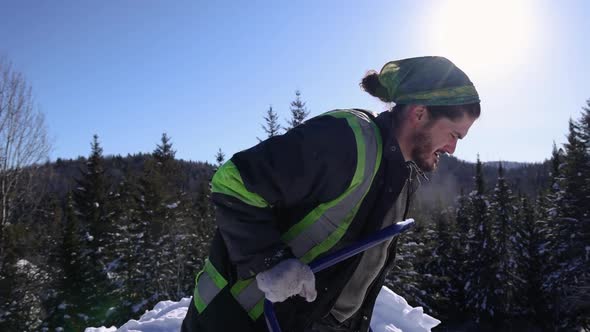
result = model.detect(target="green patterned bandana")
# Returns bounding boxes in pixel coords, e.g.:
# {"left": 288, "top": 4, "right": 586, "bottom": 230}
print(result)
{"left": 377, "top": 56, "right": 480, "bottom": 106}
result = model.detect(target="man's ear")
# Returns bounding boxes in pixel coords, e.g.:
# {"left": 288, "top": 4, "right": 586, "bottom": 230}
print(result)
{"left": 407, "top": 105, "right": 428, "bottom": 126}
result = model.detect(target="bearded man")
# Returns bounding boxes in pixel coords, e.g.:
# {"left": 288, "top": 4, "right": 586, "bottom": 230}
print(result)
{"left": 182, "top": 56, "right": 481, "bottom": 332}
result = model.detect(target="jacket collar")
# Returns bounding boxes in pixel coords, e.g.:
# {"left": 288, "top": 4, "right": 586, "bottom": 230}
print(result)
{"left": 374, "top": 110, "right": 406, "bottom": 165}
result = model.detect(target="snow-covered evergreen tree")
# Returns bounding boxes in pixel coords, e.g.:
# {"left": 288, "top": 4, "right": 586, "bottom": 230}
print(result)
{"left": 488, "top": 163, "right": 521, "bottom": 320}
{"left": 136, "top": 133, "right": 194, "bottom": 306}
{"left": 105, "top": 174, "right": 145, "bottom": 320}
{"left": 71, "top": 135, "right": 119, "bottom": 328}
{"left": 420, "top": 202, "right": 457, "bottom": 320}
{"left": 385, "top": 191, "right": 429, "bottom": 309}
{"left": 451, "top": 189, "right": 473, "bottom": 315}
{"left": 387, "top": 229, "right": 427, "bottom": 308}
{"left": 464, "top": 157, "right": 496, "bottom": 323}
{"left": 556, "top": 116, "right": 590, "bottom": 330}
{"left": 515, "top": 195, "right": 547, "bottom": 322}
{"left": 539, "top": 113, "right": 590, "bottom": 330}
{"left": 561, "top": 119, "right": 588, "bottom": 220}
{"left": 0, "top": 259, "right": 50, "bottom": 331}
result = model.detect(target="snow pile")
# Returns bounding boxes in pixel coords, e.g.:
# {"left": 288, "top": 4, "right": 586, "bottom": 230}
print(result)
{"left": 371, "top": 287, "right": 440, "bottom": 332}
{"left": 86, "top": 287, "right": 439, "bottom": 332}
{"left": 85, "top": 298, "right": 191, "bottom": 332}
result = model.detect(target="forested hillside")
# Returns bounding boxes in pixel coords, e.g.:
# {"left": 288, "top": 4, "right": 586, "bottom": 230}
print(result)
{"left": 0, "top": 100, "right": 588, "bottom": 331}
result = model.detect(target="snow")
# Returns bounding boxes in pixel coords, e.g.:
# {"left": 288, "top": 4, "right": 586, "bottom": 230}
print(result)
{"left": 132, "top": 300, "right": 149, "bottom": 313}
{"left": 16, "top": 259, "right": 34, "bottom": 270}
{"left": 106, "top": 257, "right": 122, "bottom": 272}
{"left": 464, "top": 281, "right": 471, "bottom": 291}
{"left": 371, "top": 287, "right": 440, "bottom": 332}
{"left": 85, "top": 287, "right": 439, "bottom": 332}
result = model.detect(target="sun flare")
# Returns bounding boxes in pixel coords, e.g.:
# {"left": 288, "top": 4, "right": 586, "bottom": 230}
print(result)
{"left": 430, "top": 0, "right": 534, "bottom": 76}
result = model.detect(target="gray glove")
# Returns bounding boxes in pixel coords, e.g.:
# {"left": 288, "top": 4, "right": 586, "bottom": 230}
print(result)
{"left": 255, "top": 258, "right": 317, "bottom": 303}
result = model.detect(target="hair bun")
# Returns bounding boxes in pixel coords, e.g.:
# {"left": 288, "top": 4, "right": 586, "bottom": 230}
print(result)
{"left": 361, "top": 71, "right": 391, "bottom": 103}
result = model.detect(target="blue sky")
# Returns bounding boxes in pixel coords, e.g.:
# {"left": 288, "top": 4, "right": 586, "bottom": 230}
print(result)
{"left": 1, "top": 0, "right": 588, "bottom": 164}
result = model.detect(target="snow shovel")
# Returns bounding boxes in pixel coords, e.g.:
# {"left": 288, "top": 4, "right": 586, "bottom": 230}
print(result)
{"left": 264, "top": 219, "right": 415, "bottom": 332}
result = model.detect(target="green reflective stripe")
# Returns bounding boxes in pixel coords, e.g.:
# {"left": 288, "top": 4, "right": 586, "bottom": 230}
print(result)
{"left": 283, "top": 110, "right": 381, "bottom": 260}
{"left": 300, "top": 111, "right": 381, "bottom": 263}
{"left": 204, "top": 259, "right": 228, "bottom": 289}
{"left": 193, "top": 270, "right": 207, "bottom": 313}
{"left": 300, "top": 203, "right": 360, "bottom": 264}
{"left": 228, "top": 109, "right": 383, "bottom": 322}
{"left": 211, "top": 160, "right": 269, "bottom": 208}
{"left": 328, "top": 112, "right": 367, "bottom": 190}
{"left": 193, "top": 259, "right": 228, "bottom": 313}
{"left": 280, "top": 187, "right": 361, "bottom": 244}
{"left": 230, "top": 278, "right": 253, "bottom": 297}
{"left": 281, "top": 111, "right": 366, "bottom": 244}
{"left": 396, "top": 85, "right": 479, "bottom": 106}
{"left": 281, "top": 195, "right": 347, "bottom": 243}
{"left": 193, "top": 290, "right": 207, "bottom": 313}
{"left": 230, "top": 278, "right": 266, "bottom": 320}
{"left": 248, "top": 299, "right": 265, "bottom": 320}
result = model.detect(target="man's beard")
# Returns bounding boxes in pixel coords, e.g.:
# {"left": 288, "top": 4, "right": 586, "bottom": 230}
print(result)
{"left": 410, "top": 128, "right": 437, "bottom": 172}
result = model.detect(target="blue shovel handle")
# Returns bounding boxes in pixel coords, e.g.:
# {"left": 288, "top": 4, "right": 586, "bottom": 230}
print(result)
{"left": 264, "top": 219, "right": 415, "bottom": 332}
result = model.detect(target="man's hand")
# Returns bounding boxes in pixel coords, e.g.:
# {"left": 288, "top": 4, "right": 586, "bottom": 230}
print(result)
{"left": 255, "top": 258, "right": 317, "bottom": 303}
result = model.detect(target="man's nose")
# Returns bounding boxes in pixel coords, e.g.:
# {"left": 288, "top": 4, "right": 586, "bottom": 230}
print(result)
{"left": 444, "top": 139, "right": 458, "bottom": 155}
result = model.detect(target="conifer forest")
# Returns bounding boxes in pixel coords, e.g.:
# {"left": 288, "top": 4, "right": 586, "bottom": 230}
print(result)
{"left": 0, "top": 84, "right": 588, "bottom": 331}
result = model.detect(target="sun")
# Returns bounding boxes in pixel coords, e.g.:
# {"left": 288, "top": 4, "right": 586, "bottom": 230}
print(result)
{"left": 429, "top": 0, "right": 534, "bottom": 76}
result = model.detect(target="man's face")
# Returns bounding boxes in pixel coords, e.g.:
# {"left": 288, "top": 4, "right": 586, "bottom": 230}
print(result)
{"left": 410, "top": 114, "right": 477, "bottom": 172}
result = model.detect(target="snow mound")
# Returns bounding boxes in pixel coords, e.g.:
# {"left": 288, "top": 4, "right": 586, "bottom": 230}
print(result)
{"left": 85, "top": 287, "right": 439, "bottom": 332}
{"left": 85, "top": 298, "right": 190, "bottom": 332}
{"left": 371, "top": 287, "right": 440, "bottom": 332}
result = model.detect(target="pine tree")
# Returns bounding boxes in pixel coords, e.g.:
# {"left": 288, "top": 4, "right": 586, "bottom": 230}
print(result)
{"left": 214, "top": 148, "right": 225, "bottom": 168}
{"left": 420, "top": 201, "right": 456, "bottom": 319}
{"left": 488, "top": 163, "right": 520, "bottom": 320}
{"left": 387, "top": 216, "right": 430, "bottom": 311}
{"left": 516, "top": 195, "right": 547, "bottom": 324}
{"left": 451, "top": 189, "right": 474, "bottom": 316}
{"left": 575, "top": 100, "right": 590, "bottom": 330}
{"left": 74, "top": 135, "right": 108, "bottom": 227}
{"left": 105, "top": 174, "right": 143, "bottom": 321}
{"left": 286, "top": 90, "right": 310, "bottom": 130}
{"left": 557, "top": 115, "right": 590, "bottom": 330}
{"left": 539, "top": 113, "right": 590, "bottom": 330}
{"left": 71, "top": 135, "right": 118, "bottom": 328}
{"left": 0, "top": 201, "right": 59, "bottom": 331}
{"left": 74, "top": 135, "right": 110, "bottom": 257}
{"left": 579, "top": 100, "right": 590, "bottom": 206}
{"left": 56, "top": 194, "right": 79, "bottom": 319}
{"left": 464, "top": 156, "right": 496, "bottom": 323}
{"left": 537, "top": 142, "right": 567, "bottom": 329}
{"left": 137, "top": 133, "right": 193, "bottom": 305}
{"left": 0, "top": 258, "right": 50, "bottom": 331}
{"left": 192, "top": 177, "right": 215, "bottom": 269}
{"left": 30, "top": 192, "right": 64, "bottom": 331}
{"left": 153, "top": 133, "right": 176, "bottom": 165}
{"left": 561, "top": 119, "right": 588, "bottom": 220}
{"left": 260, "top": 105, "right": 281, "bottom": 139}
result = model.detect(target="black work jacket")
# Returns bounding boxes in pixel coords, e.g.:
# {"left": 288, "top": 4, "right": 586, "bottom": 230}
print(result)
{"left": 189, "top": 109, "right": 418, "bottom": 332}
